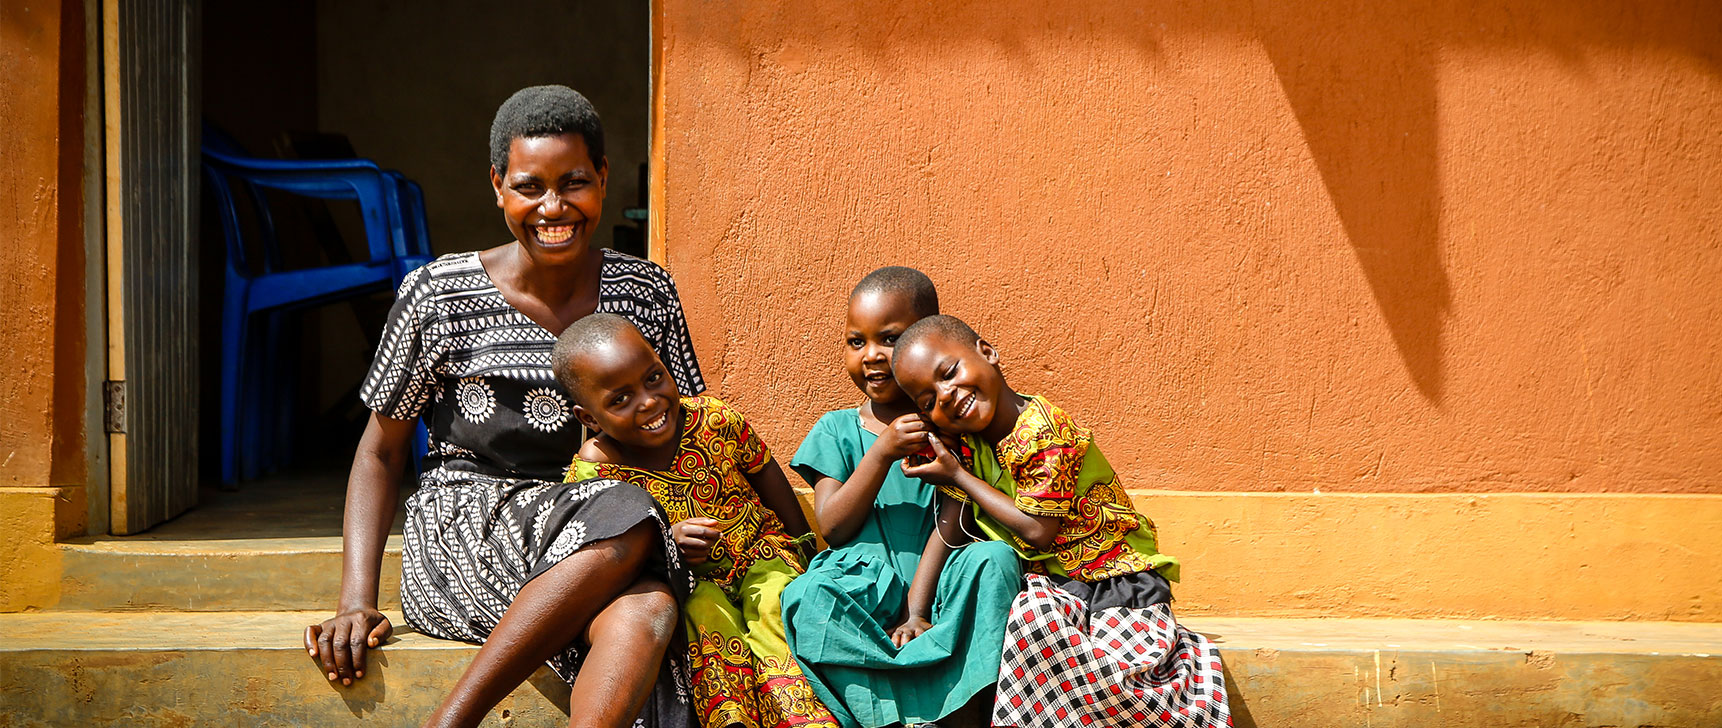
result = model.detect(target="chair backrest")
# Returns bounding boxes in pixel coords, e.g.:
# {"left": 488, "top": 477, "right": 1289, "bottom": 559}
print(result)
{"left": 201, "top": 159, "right": 263, "bottom": 279}
{"left": 201, "top": 148, "right": 401, "bottom": 274}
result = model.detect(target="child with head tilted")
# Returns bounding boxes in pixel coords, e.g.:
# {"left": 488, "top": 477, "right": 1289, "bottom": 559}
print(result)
{"left": 779, "top": 268, "right": 1022, "bottom": 728}
{"left": 891, "top": 315, "right": 1233, "bottom": 728}
{"left": 551, "top": 313, "right": 838, "bottom": 728}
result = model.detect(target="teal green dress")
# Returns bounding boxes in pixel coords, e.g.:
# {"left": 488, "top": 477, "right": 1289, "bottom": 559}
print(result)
{"left": 782, "top": 408, "right": 1023, "bottom": 728}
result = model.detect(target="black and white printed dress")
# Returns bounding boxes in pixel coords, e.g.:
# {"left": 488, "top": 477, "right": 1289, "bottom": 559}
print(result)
{"left": 360, "top": 248, "right": 705, "bottom": 727}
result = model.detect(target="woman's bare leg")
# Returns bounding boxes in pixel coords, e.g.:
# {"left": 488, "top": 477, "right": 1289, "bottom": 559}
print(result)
{"left": 426, "top": 523, "right": 659, "bottom": 727}
{"left": 567, "top": 578, "right": 678, "bottom": 728}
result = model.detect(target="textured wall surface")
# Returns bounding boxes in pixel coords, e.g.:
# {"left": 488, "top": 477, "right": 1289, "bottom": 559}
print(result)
{"left": 657, "top": 0, "right": 1722, "bottom": 494}
{"left": 0, "top": 0, "right": 84, "bottom": 488}
{"left": 0, "top": 0, "right": 87, "bottom": 610}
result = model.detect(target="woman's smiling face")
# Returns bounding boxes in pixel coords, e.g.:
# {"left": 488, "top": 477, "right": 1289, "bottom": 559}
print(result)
{"left": 491, "top": 133, "right": 607, "bottom": 263}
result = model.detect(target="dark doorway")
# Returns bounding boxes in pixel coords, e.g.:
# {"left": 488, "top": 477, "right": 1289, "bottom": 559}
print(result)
{"left": 197, "top": 1, "right": 652, "bottom": 489}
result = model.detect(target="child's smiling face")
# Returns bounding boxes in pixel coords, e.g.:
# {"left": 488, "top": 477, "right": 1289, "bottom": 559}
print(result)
{"left": 567, "top": 328, "right": 682, "bottom": 450}
{"left": 892, "top": 332, "right": 1006, "bottom": 435}
{"left": 844, "top": 290, "right": 922, "bottom": 405}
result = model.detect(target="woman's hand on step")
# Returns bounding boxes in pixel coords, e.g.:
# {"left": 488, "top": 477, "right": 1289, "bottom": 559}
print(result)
{"left": 306, "top": 607, "right": 393, "bottom": 686}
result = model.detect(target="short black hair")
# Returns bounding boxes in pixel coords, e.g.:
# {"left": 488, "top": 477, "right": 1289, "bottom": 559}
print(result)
{"left": 850, "top": 266, "right": 939, "bottom": 318}
{"left": 551, "top": 312, "right": 640, "bottom": 401}
{"left": 489, "top": 85, "right": 606, "bottom": 176}
{"left": 892, "top": 314, "right": 982, "bottom": 374}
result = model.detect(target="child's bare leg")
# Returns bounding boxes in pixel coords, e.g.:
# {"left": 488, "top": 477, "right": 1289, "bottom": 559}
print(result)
{"left": 567, "top": 579, "right": 679, "bottom": 728}
{"left": 426, "top": 523, "right": 659, "bottom": 728}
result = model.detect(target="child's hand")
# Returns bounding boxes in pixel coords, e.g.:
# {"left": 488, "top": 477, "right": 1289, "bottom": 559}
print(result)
{"left": 672, "top": 517, "right": 721, "bottom": 565}
{"left": 872, "top": 414, "right": 932, "bottom": 461}
{"left": 899, "top": 432, "right": 963, "bottom": 484}
{"left": 889, "top": 613, "right": 933, "bottom": 647}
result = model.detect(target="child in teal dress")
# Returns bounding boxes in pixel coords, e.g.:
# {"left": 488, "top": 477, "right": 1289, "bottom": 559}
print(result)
{"left": 781, "top": 268, "right": 1021, "bottom": 728}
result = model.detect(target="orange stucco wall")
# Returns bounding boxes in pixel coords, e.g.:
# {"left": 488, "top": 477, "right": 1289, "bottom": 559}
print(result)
{"left": 656, "top": 0, "right": 1722, "bottom": 494}
{"left": 1, "top": 0, "right": 86, "bottom": 610}
{"left": 0, "top": 0, "right": 85, "bottom": 489}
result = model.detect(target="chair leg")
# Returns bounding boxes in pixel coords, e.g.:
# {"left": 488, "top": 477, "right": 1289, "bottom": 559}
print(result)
{"left": 220, "top": 280, "right": 247, "bottom": 486}
{"left": 269, "top": 310, "right": 302, "bottom": 473}
{"left": 240, "top": 313, "right": 270, "bottom": 482}
{"left": 259, "top": 310, "right": 283, "bottom": 474}
{"left": 413, "top": 419, "right": 429, "bottom": 476}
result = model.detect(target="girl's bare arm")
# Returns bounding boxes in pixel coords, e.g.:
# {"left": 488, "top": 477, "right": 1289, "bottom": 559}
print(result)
{"left": 811, "top": 414, "right": 928, "bottom": 545}
{"left": 890, "top": 494, "right": 976, "bottom": 646}
{"left": 748, "top": 459, "right": 814, "bottom": 539}
{"left": 901, "top": 434, "right": 1061, "bottom": 550}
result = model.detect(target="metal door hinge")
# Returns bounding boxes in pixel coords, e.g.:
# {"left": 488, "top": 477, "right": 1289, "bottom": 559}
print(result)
{"left": 103, "top": 380, "right": 127, "bottom": 434}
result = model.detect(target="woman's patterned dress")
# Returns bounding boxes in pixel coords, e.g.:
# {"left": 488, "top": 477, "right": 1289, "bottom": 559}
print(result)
{"left": 360, "top": 248, "right": 705, "bottom": 727}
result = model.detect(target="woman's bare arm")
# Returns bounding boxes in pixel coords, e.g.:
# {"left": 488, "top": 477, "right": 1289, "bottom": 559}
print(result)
{"left": 305, "top": 412, "right": 415, "bottom": 684}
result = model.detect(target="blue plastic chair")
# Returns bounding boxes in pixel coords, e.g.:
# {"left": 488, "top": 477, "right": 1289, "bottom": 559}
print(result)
{"left": 204, "top": 146, "right": 430, "bottom": 484}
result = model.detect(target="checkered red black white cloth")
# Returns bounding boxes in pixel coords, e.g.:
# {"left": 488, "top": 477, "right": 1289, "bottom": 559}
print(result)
{"left": 993, "top": 574, "right": 1232, "bottom": 728}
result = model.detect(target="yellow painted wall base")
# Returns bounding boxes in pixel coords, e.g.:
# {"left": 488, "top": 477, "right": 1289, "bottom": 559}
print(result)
{"left": 795, "top": 489, "right": 1721, "bottom": 622}
{"left": 1143, "top": 491, "right": 1721, "bottom": 621}
{"left": 0, "top": 487, "right": 84, "bottom": 612}
{"left": 12, "top": 488, "right": 1720, "bottom": 621}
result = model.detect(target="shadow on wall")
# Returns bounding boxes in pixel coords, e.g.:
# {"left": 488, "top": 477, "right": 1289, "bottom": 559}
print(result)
{"left": 674, "top": 0, "right": 1722, "bottom": 405}
{"left": 1256, "top": 2, "right": 1446, "bottom": 401}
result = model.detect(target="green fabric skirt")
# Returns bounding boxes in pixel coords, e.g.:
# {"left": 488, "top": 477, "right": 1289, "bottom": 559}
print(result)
{"left": 782, "top": 540, "right": 1022, "bottom": 728}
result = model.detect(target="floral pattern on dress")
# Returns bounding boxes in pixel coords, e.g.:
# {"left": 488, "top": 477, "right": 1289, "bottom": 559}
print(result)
{"left": 569, "top": 396, "right": 795, "bottom": 591}
{"left": 456, "top": 377, "right": 495, "bottom": 423}
{"left": 522, "top": 387, "right": 571, "bottom": 432}
{"left": 970, "top": 396, "right": 1170, "bottom": 583}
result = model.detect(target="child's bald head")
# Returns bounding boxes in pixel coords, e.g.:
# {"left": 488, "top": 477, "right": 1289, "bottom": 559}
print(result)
{"left": 893, "top": 314, "right": 981, "bottom": 359}
{"left": 552, "top": 313, "right": 652, "bottom": 403}
{"left": 849, "top": 266, "right": 939, "bottom": 319}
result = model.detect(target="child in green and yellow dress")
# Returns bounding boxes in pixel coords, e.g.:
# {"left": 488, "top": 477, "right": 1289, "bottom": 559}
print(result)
{"left": 890, "top": 315, "right": 1232, "bottom": 728}
{"left": 552, "top": 313, "right": 837, "bottom": 728}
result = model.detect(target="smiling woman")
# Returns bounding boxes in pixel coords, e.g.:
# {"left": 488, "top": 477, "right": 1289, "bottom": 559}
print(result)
{"left": 306, "top": 86, "right": 705, "bottom": 728}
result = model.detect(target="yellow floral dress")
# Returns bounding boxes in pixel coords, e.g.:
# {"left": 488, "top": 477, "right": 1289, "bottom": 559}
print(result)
{"left": 569, "top": 396, "right": 836, "bottom": 728}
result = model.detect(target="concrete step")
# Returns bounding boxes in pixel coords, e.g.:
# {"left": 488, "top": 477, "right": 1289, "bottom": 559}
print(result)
{"left": 2, "top": 611, "right": 1718, "bottom": 727}
{"left": 51, "top": 475, "right": 408, "bottom": 612}
{"left": 56, "top": 534, "right": 403, "bottom": 612}
{"left": 0, "top": 610, "right": 559, "bottom": 726}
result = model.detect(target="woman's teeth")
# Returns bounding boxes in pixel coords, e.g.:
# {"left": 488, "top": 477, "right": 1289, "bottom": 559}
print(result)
{"left": 643, "top": 412, "right": 668, "bottom": 430}
{"left": 536, "top": 225, "right": 574, "bottom": 244}
{"left": 955, "top": 393, "right": 975, "bottom": 418}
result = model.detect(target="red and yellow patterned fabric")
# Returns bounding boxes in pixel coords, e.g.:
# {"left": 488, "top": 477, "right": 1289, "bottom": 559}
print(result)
{"left": 683, "top": 556, "right": 837, "bottom": 728}
{"left": 569, "top": 396, "right": 837, "bottom": 728}
{"left": 571, "top": 396, "right": 795, "bottom": 590}
{"left": 957, "top": 395, "right": 1180, "bottom": 584}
